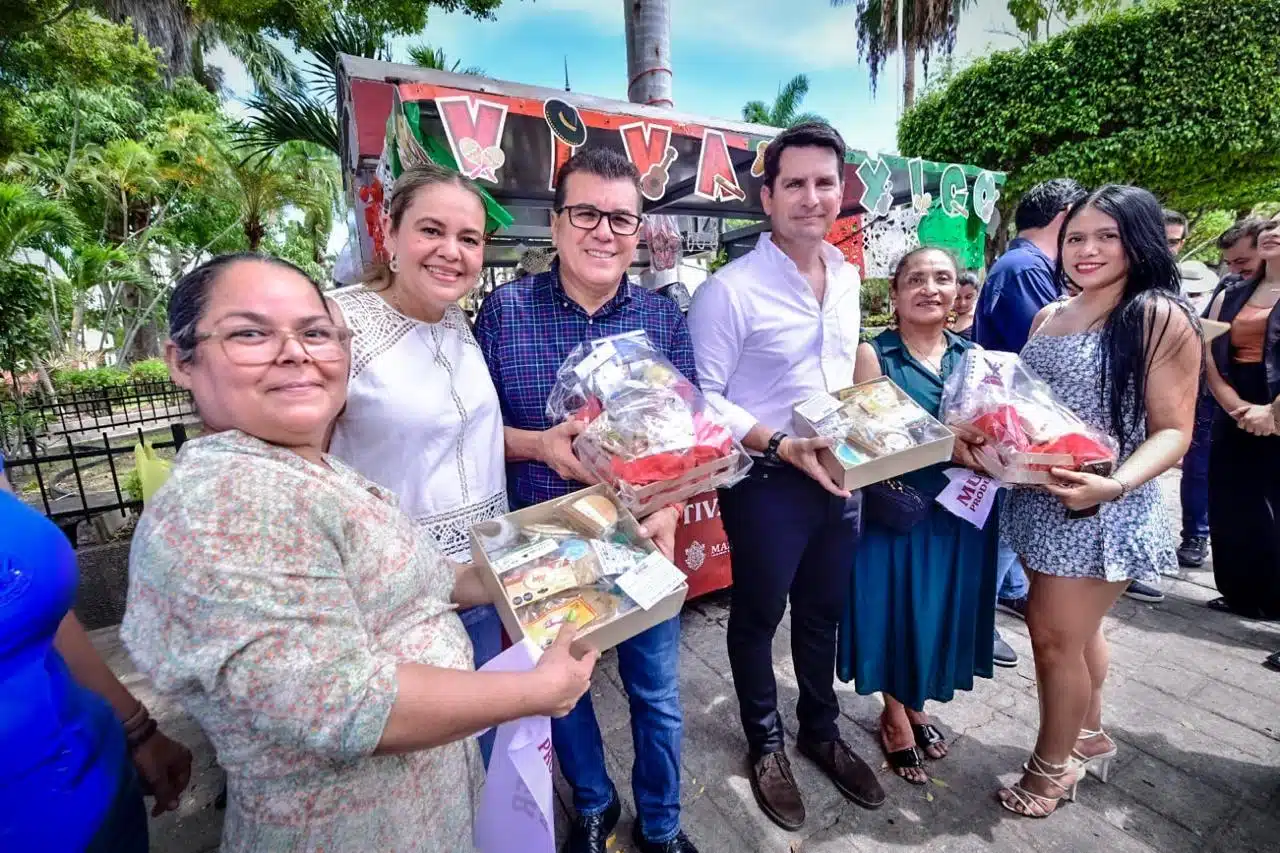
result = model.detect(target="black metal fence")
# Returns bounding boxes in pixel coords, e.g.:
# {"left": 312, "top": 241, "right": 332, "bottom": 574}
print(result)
{"left": 1, "top": 379, "right": 193, "bottom": 454}
{"left": 5, "top": 423, "right": 189, "bottom": 540}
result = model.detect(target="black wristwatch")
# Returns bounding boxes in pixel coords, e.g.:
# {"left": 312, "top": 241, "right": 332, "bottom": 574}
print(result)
{"left": 763, "top": 431, "right": 788, "bottom": 464}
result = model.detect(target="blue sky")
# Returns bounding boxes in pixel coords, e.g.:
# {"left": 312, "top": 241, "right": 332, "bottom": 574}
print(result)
{"left": 213, "top": 0, "right": 1031, "bottom": 156}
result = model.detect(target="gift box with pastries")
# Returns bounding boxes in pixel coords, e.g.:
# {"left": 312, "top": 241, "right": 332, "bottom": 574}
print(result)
{"left": 470, "top": 485, "right": 688, "bottom": 653}
{"left": 939, "top": 349, "right": 1118, "bottom": 484}
{"left": 792, "top": 377, "right": 956, "bottom": 491}
{"left": 546, "top": 331, "right": 750, "bottom": 514}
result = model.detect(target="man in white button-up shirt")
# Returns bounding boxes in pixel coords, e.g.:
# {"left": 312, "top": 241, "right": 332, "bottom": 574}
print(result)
{"left": 686, "top": 123, "right": 884, "bottom": 832}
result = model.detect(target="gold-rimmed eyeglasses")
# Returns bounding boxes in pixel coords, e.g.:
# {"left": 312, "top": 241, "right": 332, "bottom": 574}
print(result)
{"left": 195, "top": 325, "right": 352, "bottom": 366}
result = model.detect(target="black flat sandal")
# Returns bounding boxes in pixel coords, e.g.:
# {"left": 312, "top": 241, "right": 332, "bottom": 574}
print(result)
{"left": 912, "top": 723, "right": 947, "bottom": 759}
{"left": 882, "top": 742, "right": 928, "bottom": 785}
{"left": 1265, "top": 650, "right": 1280, "bottom": 672}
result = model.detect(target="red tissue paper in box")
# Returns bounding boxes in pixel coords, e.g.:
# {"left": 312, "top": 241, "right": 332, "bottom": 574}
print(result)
{"left": 547, "top": 331, "right": 750, "bottom": 508}
{"left": 940, "top": 350, "right": 1119, "bottom": 479}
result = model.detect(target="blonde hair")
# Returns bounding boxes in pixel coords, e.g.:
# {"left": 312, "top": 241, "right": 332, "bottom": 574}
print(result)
{"left": 366, "top": 163, "right": 487, "bottom": 291}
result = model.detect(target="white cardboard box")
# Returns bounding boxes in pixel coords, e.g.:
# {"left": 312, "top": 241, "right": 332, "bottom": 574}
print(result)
{"left": 793, "top": 377, "right": 956, "bottom": 491}
{"left": 470, "top": 484, "right": 688, "bottom": 654}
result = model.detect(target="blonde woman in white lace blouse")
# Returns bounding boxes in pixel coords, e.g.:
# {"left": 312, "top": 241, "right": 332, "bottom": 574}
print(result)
{"left": 328, "top": 166, "right": 509, "bottom": 756}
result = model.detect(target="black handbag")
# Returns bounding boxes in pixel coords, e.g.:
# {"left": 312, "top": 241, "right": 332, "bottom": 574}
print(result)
{"left": 862, "top": 477, "right": 931, "bottom": 532}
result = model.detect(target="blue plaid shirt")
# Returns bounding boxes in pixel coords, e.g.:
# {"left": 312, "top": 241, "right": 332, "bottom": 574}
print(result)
{"left": 474, "top": 262, "right": 698, "bottom": 510}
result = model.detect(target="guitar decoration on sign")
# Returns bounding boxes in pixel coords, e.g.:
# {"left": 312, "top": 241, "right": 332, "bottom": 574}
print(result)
{"left": 857, "top": 156, "right": 894, "bottom": 219}
{"left": 543, "top": 98, "right": 586, "bottom": 191}
{"left": 907, "top": 157, "right": 932, "bottom": 214}
{"left": 619, "top": 122, "right": 678, "bottom": 201}
{"left": 436, "top": 95, "right": 510, "bottom": 182}
{"left": 939, "top": 164, "right": 970, "bottom": 218}
{"left": 750, "top": 140, "right": 768, "bottom": 178}
{"left": 972, "top": 169, "right": 1000, "bottom": 224}
{"left": 694, "top": 129, "right": 746, "bottom": 203}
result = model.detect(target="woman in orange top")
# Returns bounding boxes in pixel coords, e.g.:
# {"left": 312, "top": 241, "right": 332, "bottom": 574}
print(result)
{"left": 1203, "top": 217, "right": 1280, "bottom": 619}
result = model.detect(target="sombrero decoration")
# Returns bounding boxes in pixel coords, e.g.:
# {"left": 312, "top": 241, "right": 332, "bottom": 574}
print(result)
{"left": 544, "top": 98, "right": 588, "bottom": 148}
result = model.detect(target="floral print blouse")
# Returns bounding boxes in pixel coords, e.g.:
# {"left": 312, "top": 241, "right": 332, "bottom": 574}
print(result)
{"left": 123, "top": 430, "right": 484, "bottom": 852}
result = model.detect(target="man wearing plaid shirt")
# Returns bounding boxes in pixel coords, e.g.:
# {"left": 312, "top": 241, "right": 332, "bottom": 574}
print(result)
{"left": 473, "top": 148, "right": 698, "bottom": 853}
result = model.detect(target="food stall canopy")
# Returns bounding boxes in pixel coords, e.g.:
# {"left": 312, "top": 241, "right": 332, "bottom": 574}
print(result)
{"left": 337, "top": 55, "right": 1005, "bottom": 272}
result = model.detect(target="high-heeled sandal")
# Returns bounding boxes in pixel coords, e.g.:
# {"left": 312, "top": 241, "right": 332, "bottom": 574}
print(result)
{"left": 998, "top": 752, "right": 1079, "bottom": 818}
{"left": 1072, "top": 728, "right": 1118, "bottom": 783}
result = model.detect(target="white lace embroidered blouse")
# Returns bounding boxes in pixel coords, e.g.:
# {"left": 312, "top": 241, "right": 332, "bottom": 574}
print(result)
{"left": 329, "top": 286, "right": 507, "bottom": 558}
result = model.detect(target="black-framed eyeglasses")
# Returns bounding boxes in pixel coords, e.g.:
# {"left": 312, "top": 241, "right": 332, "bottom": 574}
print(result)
{"left": 195, "top": 325, "right": 352, "bottom": 366}
{"left": 556, "top": 204, "right": 643, "bottom": 236}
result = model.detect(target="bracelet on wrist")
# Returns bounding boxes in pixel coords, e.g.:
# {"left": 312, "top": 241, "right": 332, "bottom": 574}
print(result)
{"left": 127, "top": 717, "right": 159, "bottom": 751}
{"left": 123, "top": 701, "right": 150, "bottom": 734}
{"left": 1108, "top": 475, "right": 1130, "bottom": 500}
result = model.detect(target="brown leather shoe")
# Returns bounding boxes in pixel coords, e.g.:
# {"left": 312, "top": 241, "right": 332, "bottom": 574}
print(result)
{"left": 797, "top": 737, "right": 886, "bottom": 810}
{"left": 749, "top": 750, "right": 806, "bottom": 831}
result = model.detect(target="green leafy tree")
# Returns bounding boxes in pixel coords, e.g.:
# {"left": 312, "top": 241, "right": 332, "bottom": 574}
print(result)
{"left": 742, "top": 75, "right": 829, "bottom": 128}
{"left": 236, "top": 13, "right": 395, "bottom": 156}
{"left": 0, "top": 5, "right": 162, "bottom": 158}
{"left": 97, "top": 0, "right": 506, "bottom": 83}
{"left": 899, "top": 0, "right": 1280, "bottom": 222}
{"left": 0, "top": 182, "right": 82, "bottom": 373}
{"left": 1006, "top": 0, "right": 1125, "bottom": 42}
{"left": 830, "top": 1, "right": 975, "bottom": 109}
{"left": 207, "top": 141, "right": 338, "bottom": 251}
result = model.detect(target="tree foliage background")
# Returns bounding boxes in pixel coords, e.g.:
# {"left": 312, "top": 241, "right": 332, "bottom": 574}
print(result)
{"left": 899, "top": 0, "right": 1280, "bottom": 218}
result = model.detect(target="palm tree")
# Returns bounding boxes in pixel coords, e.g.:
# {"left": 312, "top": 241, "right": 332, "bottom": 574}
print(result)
{"left": 742, "top": 74, "right": 829, "bottom": 128}
{"left": 208, "top": 141, "right": 337, "bottom": 252}
{"left": 235, "top": 13, "right": 392, "bottom": 157}
{"left": 0, "top": 181, "right": 82, "bottom": 380}
{"left": 830, "top": 0, "right": 973, "bottom": 109}
{"left": 53, "top": 243, "right": 145, "bottom": 354}
{"left": 407, "top": 44, "right": 485, "bottom": 76}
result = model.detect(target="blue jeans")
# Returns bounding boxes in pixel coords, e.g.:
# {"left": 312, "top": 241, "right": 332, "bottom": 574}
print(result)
{"left": 460, "top": 603, "right": 504, "bottom": 766}
{"left": 1180, "top": 393, "right": 1214, "bottom": 541}
{"left": 993, "top": 538, "right": 1029, "bottom": 642}
{"left": 552, "top": 615, "right": 683, "bottom": 843}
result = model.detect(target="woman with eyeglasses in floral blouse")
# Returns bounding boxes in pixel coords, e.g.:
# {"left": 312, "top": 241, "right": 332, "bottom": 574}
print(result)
{"left": 122, "top": 253, "right": 598, "bottom": 852}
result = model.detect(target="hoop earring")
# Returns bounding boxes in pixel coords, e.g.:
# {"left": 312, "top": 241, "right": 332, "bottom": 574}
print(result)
{"left": 388, "top": 255, "right": 400, "bottom": 273}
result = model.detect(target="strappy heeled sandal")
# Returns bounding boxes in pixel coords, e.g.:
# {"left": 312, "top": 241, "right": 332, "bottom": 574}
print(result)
{"left": 998, "top": 752, "right": 1079, "bottom": 818}
{"left": 1072, "top": 728, "right": 1118, "bottom": 783}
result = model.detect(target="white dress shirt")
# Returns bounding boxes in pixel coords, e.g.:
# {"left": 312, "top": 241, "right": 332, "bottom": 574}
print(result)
{"left": 328, "top": 286, "right": 508, "bottom": 558}
{"left": 687, "top": 233, "right": 862, "bottom": 441}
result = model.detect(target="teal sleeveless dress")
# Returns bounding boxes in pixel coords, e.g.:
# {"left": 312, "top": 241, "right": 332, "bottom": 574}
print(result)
{"left": 836, "top": 330, "right": 997, "bottom": 710}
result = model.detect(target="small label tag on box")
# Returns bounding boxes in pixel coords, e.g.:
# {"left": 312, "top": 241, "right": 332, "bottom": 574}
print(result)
{"left": 573, "top": 340, "right": 617, "bottom": 379}
{"left": 491, "top": 538, "right": 560, "bottom": 574}
{"left": 615, "top": 551, "right": 686, "bottom": 610}
{"left": 795, "top": 392, "right": 843, "bottom": 423}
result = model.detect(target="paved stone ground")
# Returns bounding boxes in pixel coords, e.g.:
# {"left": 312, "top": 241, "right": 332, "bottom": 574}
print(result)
{"left": 93, "top": 473, "right": 1280, "bottom": 852}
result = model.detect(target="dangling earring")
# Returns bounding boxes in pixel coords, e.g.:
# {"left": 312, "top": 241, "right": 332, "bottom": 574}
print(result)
{"left": 389, "top": 254, "right": 400, "bottom": 273}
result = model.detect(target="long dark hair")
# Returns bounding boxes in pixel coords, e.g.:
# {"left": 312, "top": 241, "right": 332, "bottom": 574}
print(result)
{"left": 1056, "top": 185, "right": 1199, "bottom": 452}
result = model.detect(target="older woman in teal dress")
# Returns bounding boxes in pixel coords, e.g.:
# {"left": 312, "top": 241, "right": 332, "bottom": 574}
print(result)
{"left": 837, "top": 247, "right": 998, "bottom": 785}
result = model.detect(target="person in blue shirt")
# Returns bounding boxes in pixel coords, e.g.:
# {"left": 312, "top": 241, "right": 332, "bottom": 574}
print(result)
{"left": 0, "top": 452, "right": 193, "bottom": 851}
{"left": 474, "top": 148, "right": 695, "bottom": 853}
{"left": 974, "top": 178, "right": 1092, "bottom": 666}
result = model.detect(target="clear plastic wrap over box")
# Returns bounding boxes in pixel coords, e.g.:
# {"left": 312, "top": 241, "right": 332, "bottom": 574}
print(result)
{"left": 939, "top": 349, "right": 1118, "bottom": 485}
{"left": 546, "top": 331, "right": 751, "bottom": 515}
{"left": 470, "top": 485, "right": 688, "bottom": 654}
{"left": 792, "top": 376, "right": 956, "bottom": 491}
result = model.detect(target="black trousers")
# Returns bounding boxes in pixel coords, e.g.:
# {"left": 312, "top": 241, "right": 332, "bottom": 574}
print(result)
{"left": 718, "top": 462, "right": 862, "bottom": 757}
{"left": 1209, "top": 362, "right": 1280, "bottom": 618}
